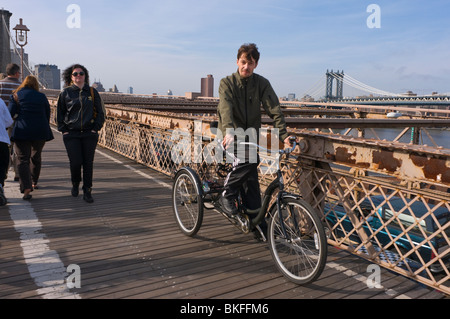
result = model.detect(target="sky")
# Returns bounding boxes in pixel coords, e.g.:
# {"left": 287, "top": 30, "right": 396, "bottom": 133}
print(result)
{"left": 2, "top": 0, "right": 450, "bottom": 98}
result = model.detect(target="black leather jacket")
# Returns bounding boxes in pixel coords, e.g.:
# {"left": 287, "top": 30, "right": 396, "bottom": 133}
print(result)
{"left": 57, "top": 84, "right": 105, "bottom": 133}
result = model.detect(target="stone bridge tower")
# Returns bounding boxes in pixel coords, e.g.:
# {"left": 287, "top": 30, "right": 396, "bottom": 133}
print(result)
{"left": 0, "top": 9, "right": 12, "bottom": 74}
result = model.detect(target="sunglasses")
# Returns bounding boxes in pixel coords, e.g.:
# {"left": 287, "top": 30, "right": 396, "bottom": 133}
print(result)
{"left": 72, "top": 72, "right": 85, "bottom": 77}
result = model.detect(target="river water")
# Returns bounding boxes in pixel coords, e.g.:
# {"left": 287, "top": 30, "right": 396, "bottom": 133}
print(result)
{"left": 356, "top": 128, "right": 450, "bottom": 149}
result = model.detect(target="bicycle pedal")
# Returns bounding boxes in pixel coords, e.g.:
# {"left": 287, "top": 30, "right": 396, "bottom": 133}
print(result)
{"left": 236, "top": 213, "right": 250, "bottom": 234}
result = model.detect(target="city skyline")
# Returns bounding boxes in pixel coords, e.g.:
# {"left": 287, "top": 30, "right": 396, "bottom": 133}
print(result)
{"left": 2, "top": 0, "right": 450, "bottom": 97}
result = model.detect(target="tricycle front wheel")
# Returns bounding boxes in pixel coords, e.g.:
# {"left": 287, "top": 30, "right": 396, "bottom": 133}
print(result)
{"left": 268, "top": 198, "right": 327, "bottom": 285}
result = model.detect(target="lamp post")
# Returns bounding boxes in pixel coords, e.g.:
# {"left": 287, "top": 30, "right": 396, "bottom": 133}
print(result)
{"left": 12, "top": 18, "right": 30, "bottom": 81}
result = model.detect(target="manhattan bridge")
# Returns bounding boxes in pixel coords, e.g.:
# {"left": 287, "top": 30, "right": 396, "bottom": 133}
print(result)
{"left": 302, "top": 70, "right": 450, "bottom": 108}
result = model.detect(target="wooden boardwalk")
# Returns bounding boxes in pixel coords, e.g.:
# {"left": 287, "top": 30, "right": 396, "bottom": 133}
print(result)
{"left": 0, "top": 130, "right": 447, "bottom": 300}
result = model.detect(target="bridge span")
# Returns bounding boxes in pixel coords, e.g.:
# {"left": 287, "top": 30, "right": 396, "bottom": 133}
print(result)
{"left": 1, "top": 132, "right": 445, "bottom": 300}
{"left": 1, "top": 91, "right": 448, "bottom": 299}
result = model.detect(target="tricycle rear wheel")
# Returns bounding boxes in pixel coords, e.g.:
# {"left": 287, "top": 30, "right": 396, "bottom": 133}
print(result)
{"left": 172, "top": 168, "right": 204, "bottom": 236}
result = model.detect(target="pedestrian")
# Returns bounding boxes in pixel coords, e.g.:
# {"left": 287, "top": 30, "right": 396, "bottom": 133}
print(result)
{"left": 217, "top": 43, "right": 295, "bottom": 224}
{"left": 9, "top": 75, "right": 54, "bottom": 200}
{"left": 56, "top": 64, "right": 105, "bottom": 203}
{"left": 0, "top": 98, "right": 13, "bottom": 205}
{"left": 0, "top": 63, "right": 21, "bottom": 182}
{"left": 0, "top": 64, "right": 21, "bottom": 106}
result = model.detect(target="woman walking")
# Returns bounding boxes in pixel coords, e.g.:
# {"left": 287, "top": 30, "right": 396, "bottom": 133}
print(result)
{"left": 8, "top": 76, "right": 54, "bottom": 200}
{"left": 57, "top": 64, "right": 105, "bottom": 203}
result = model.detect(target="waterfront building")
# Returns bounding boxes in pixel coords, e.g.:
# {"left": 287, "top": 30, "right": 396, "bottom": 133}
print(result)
{"left": 11, "top": 49, "right": 30, "bottom": 78}
{"left": 35, "top": 64, "right": 60, "bottom": 89}
{"left": 201, "top": 74, "right": 214, "bottom": 97}
{"left": 92, "top": 81, "right": 105, "bottom": 92}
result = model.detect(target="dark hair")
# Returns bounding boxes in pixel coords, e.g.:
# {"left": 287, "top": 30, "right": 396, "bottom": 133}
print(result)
{"left": 62, "top": 64, "right": 90, "bottom": 87}
{"left": 237, "top": 43, "right": 260, "bottom": 63}
{"left": 6, "top": 63, "right": 20, "bottom": 76}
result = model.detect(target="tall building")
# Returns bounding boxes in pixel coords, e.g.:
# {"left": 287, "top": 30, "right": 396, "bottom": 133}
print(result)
{"left": 92, "top": 81, "right": 105, "bottom": 92}
{"left": 11, "top": 49, "right": 30, "bottom": 78}
{"left": 201, "top": 74, "right": 214, "bottom": 97}
{"left": 109, "top": 84, "right": 119, "bottom": 93}
{"left": 0, "top": 9, "right": 12, "bottom": 74}
{"left": 35, "top": 64, "right": 60, "bottom": 89}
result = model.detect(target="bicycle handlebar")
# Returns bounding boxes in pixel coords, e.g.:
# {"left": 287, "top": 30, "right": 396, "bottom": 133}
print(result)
{"left": 219, "top": 136, "right": 298, "bottom": 156}
{"left": 240, "top": 140, "right": 297, "bottom": 155}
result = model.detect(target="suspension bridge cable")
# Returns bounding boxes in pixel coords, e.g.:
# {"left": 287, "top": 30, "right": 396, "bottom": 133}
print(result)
{"left": 308, "top": 84, "right": 326, "bottom": 99}
{"left": 330, "top": 72, "right": 402, "bottom": 97}
{"left": 329, "top": 73, "right": 380, "bottom": 96}
{"left": 343, "top": 74, "right": 402, "bottom": 96}
{"left": 303, "top": 75, "right": 326, "bottom": 99}
{"left": 1, "top": 13, "right": 46, "bottom": 88}
{"left": 347, "top": 76, "right": 397, "bottom": 96}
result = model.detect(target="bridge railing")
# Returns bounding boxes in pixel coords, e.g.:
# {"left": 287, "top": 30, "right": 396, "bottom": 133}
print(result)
{"left": 48, "top": 101, "right": 450, "bottom": 295}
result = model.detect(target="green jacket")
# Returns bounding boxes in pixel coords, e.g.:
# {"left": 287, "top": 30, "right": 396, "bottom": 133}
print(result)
{"left": 218, "top": 71, "right": 289, "bottom": 142}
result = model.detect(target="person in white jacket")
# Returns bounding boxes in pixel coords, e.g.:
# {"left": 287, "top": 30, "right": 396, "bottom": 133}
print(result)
{"left": 0, "top": 98, "right": 13, "bottom": 205}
